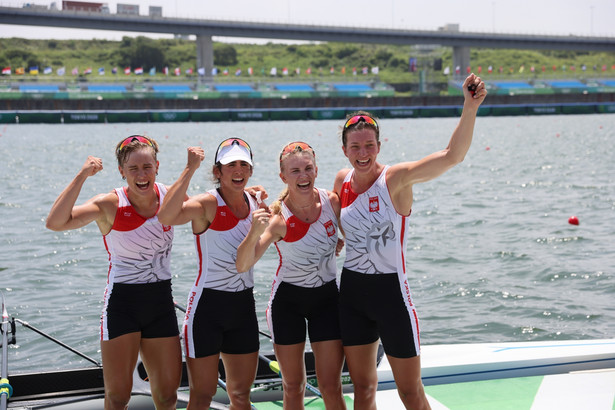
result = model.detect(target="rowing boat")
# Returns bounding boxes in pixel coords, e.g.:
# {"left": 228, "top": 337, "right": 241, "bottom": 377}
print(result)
{"left": 7, "top": 338, "right": 615, "bottom": 409}
{"left": 6, "top": 347, "right": 384, "bottom": 409}
{"left": 2, "top": 292, "right": 614, "bottom": 409}
{"left": 2, "top": 299, "right": 383, "bottom": 409}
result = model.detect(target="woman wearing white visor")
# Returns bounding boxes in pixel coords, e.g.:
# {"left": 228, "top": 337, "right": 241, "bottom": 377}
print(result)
{"left": 159, "top": 138, "right": 260, "bottom": 410}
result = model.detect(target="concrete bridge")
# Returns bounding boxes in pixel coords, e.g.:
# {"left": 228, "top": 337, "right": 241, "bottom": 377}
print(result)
{"left": 1, "top": 6, "right": 614, "bottom": 80}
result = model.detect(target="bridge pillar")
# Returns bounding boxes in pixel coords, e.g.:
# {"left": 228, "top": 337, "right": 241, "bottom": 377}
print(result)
{"left": 196, "top": 34, "right": 214, "bottom": 82}
{"left": 453, "top": 46, "right": 470, "bottom": 78}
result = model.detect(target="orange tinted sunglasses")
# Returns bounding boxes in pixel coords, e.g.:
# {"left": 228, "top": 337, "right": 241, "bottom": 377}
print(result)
{"left": 279, "top": 141, "right": 315, "bottom": 161}
{"left": 343, "top": 115, "right": 378, "bottom": 129}
{"left": 117, "top": 135, "right": 153, "bottom": 153}
{"left": 214, "top": 138, "right": 253, "bottom": 163}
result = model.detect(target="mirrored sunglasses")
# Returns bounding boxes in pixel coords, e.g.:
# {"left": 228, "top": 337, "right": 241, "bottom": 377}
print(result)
{"left": 279, "top": 141, "right": 315, "bottom": 161}
{"left": 215, "top": 138, "right": 253, "bottom": 162}
{"left": 343, "top": 115, "right": 378, "bottom": 129}
{"left": 117, "top": 135, "right": 153, "bottom": 153}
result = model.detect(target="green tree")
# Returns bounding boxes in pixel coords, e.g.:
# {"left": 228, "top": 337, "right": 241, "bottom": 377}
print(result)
{"left": 336, "top": 45, "right": 358, "bottom": 59}
{"left": 214, "top": 44, "right": 238, "bottom": 66}
{"left": 118, "top": 36, "right": 166, "bottom": 70}
{"left": 5, "top": 49, "right": 33, "bottom": 64}
{"left": 26, "top": 57, "right": 41, "bottom": 69}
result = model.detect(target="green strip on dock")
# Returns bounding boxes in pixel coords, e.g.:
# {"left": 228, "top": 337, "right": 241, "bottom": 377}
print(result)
{"left": 253, "top": 395, "right": 354, "bottom": 409}
{"left": 424, "top": 375, "right": 544, "bottom": 410}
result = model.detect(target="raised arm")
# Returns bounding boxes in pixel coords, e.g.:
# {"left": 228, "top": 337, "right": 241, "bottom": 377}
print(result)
{"left": 46, "top": 156, "right": 113, "bottom": 232}
{"left": 158, "top": 147, "right": 205, "bottom": 226}
{"left": 389, "top": 73, "right": 487, "bottom": 188}
{"left": 236, "top": 209, "right": 284, "bottom": 273}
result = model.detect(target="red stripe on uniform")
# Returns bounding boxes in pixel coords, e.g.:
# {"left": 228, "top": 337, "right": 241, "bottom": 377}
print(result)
{"left": 183, "top": 326, "right": 190, "bottom": 357}
{"left": 209, "top": 205, "right": 240, "bottom": 231}
{"left": 102, "top": 235, "right": 112, "bottom": 283}
{"left": 400, "top": 215, "right": 406, "bottom": 274}
{"left": 101, "top": 236, "right": 111, "bottom": 341}
{"left": 414, "top": 309, "right": 421, "bottom": 347}
{"left": 340, "top": 181, "right": 358, "bottom": 208}
{"left": 282, "top": 215, "right": 310, "bottom": 242}
{"left": 274, "top": 242, "right": 283, "bottom": 278}
{"left": 194, "top": 234, "right": 204, "bottom": 286}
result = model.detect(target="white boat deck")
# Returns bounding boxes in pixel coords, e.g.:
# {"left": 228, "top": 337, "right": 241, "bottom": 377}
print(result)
{"left": 5, "top": 339, "right": 615, "bottom": 409}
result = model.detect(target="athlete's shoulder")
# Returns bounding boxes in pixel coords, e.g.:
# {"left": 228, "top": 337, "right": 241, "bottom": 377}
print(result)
{"left": 89, "top": 191, "right": 119, "bottom": 230}
{"left": 92, "top": 191, "right": 119, "bottom": 208}
{"left": 190, "top": 191, "right": 217, "bottom": 205}
{"left": 323, "top": 188, "right": 340, "bottom": 207}
{"left": 334, "top": 168, "right": 352, "bottom": 180}
{"left": 333, "top": 168, "right": 352, "bottom": 193}
{"left": 268, "top": 213, "right": 287, "bottom": 241}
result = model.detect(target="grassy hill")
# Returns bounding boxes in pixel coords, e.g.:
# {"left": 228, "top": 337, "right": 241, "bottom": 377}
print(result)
{"left": 1, "top": 36, "right": 614, "bottom": 89}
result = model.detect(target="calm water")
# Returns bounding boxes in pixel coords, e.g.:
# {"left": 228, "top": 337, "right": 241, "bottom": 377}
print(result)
{"left": 1, "top": 114, "right": 614, "bottom": 373}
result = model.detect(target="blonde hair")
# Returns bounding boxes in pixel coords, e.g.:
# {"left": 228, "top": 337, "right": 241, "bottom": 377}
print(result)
{"left": 115, "top": 135, "right": 159, "bottom": 168}
{"left": 269, "top": 142, "right": 316, "bottom": 215}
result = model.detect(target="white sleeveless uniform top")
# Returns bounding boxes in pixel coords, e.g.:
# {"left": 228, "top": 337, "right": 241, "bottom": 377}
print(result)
{"left": 339, "top": 166, "right": 411, "bottom": 275}
{"left": 273, "top": 188, "right": 338, "bottom": 288}
{"left": 192, "top": 189, "right": 256, "bottom": 292}
{"left": 340, "top": 167, "right": 419, "bottom": 354}
{"left": 103, "top": 183, "right": 173, "bottom": 284}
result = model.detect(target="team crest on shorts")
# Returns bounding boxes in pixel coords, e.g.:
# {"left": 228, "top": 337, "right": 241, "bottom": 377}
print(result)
{"left": 369, "top": 196, "right": 380, "bottom": 212}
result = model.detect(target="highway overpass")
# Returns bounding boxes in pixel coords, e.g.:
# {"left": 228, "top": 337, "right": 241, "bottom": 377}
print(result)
{"left": 2, "top": 6, "right": 614, "bottom": 80}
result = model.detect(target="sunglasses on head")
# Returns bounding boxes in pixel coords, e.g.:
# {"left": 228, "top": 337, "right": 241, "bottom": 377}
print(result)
{"left": 343, "top": 115, "right": 378, "bottom": 129}
{"left": 279, "top": 141, "right": 315, "bottom": 161}
{"left": 117, "top": 135, "right": 153, "bottom": 153}
{"left": 215, "top": 138, "right": 253, "bottom": 161}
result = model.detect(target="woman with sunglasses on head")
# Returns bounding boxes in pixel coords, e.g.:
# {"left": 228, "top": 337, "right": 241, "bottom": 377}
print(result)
{"left": 333, "top": 74, "right": 486, "bottom": 410}
{"left": 236, "top": 142, "right": 346, "bottom": 410}
{"left": 46, "top": 136, "right": 182, "bottom": 410}
{"left": 158, "top": 138, "right": 260, "bottom": 410}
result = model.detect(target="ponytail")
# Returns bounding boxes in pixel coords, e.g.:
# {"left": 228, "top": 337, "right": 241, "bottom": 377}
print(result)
{"left": 269, "top": 187, "right": 289, "bottom": 215}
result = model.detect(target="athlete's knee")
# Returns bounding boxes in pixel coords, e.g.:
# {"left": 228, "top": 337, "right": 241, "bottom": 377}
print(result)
{"left": 350, "top": 378, "right": 377, "bottom": 402}
{"left": 316, "top": 378, "right": 343, "bottom": 398}
{"left": 397, "top": 383, "right": 430, "bottom": 410}
{"left": 227, "top": 387, "right": 252, "bottom": 408}
{"left": 349, "top": 370, "right": 377, "bottom": 390}
{"left": 152, "top": 388, "right": 178, "bottom": 409}
{"left": 105, "top": 391, "right": 131, "bottom": 410}
{"left": 188, "top": 386, "right": 215, "bottom": 409}
{"left": 187, "top": 395, "right": 213, "bottom": 409}
{"left": 282, "top": 378, "right": 306, "bottom": 398}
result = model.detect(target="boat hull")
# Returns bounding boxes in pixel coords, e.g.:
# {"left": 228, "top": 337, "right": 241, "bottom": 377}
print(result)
{"left": 6, "top": 339, "right": 615, "bottom": 409}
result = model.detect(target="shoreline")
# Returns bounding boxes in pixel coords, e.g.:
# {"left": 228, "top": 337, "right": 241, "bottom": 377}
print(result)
{"left": 2, "top": 93, "right": 615, "bottom": 123}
